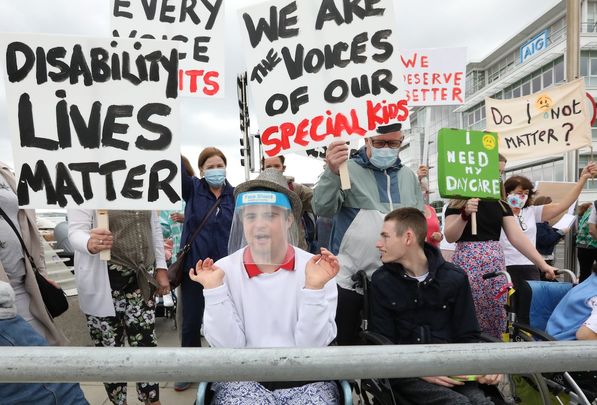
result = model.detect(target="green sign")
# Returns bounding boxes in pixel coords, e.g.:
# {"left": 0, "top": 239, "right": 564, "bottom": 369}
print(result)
{"left": 437, "top": 128, "right": 501, "bottom": 200}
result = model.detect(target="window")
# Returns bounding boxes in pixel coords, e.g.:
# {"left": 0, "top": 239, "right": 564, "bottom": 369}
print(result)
{"left": 504, "top": 89, "right": 512, "bottom": 99}
{"left": 513, "top": 87, "right": 521, "bottom": 98}
{"left": 543, "top": 69, "right": 553, "bottom": 87}
{"left": 554, "top": 60, "right": 564, "bottom": 83}
{"left": 522, "top": 81, "right": 531, "bottom": 96}
{"left": 581, "top": 56, "right": 589, "bottom": 77}
{"left": 532, "top": 75, "right": 542, "bottom": 93}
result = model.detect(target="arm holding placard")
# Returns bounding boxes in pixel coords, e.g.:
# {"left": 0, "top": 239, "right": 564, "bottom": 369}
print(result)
{"left": 150, "top": 210, "right": 170, "bottom": 296}
{"left": 541, "top": 163, "right": 597, "bottom": 222}
{"left": 312, "top": 141, "right": 349, "bottom": 217}
{"left": 502, "top": 216, "right": 556, "bottom": 280}
{"left": 444, "top": 199, "right": 479, "bottom": 243}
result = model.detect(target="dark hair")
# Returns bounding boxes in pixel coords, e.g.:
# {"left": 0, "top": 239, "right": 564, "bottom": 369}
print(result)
{"left": 384, "top": 207, "right": 427, "bottom": 247}
{"left": 376, "top": 123, "right": 402, "bottom": 133}
{"left": 533, "top": 195, "right": 552, "bottom": 206}
{"left": 181, "top": 155, "right": 195, "bottom": 177}
{"left": 198, "top": 147, "right": 227, "bottom": 169}
{"left": 504, "top": 175, "right": 535, "bottom": 208}
{"left": 578, "top": 202, "right": 592, "bottom": 216}
{"left": 261, "top": 155, "right": 285, "bottom": 170}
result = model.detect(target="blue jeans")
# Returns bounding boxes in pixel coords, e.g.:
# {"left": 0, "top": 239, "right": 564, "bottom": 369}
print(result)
{"left": 0, "top": 315, "right": 88, "bottom": 405}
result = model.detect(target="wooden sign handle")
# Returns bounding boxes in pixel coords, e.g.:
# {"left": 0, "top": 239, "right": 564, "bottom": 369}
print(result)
{"left": 96, "top": 210, "right": 111, "bottom": 261}
{"left": 339, "top": 161, "right": 351, "bottom": 190}
{"left": 471, "top": 212, "right": 477, "bottom": 235}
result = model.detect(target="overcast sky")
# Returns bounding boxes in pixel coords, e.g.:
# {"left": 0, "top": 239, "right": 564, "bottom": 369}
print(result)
{"left": 0, "top": 0, "right": 561, "bottom": 186}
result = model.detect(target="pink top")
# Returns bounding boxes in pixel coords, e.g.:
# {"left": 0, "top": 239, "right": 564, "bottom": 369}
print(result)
{"left": 425, "top": 205, "right": 441, "bottom": 247}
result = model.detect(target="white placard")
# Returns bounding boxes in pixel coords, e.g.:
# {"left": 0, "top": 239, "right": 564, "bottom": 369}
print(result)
{"left": 401, "top": 47, "right": 467, "bottom": 106}
{"left": 111, "top": 0, "right": 225, "bottom": 98}
{"left": 1, "top": 33, "right": 182, "bottom": 209}
{"left": 239, "top": 0, "right": 409, "bottom": 158}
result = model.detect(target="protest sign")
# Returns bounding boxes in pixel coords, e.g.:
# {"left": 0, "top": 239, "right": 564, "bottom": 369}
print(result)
{"left": 437, "top": 128, "right": 501, "bottom": 200}
{"left": 111, "top": 0, "right": 224, "bottom": 98}
{"left": 239, "top": 0, "right": 409, "bottom": 158}
{"left": 401, "top": 47, "right": 466, "bottom": 106}
{"left": 485, "top": 78, "right": 591, "bottom": 161}
{"left": 1, "top": 33, "right": 182, "bottom": 209}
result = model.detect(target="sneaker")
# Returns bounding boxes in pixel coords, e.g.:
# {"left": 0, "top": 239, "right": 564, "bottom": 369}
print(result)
{"left": 162, "top": 293, "right": 174, "bottom": 307}
{"left": 174, "top": 382, "right": 191, "bottom": 392}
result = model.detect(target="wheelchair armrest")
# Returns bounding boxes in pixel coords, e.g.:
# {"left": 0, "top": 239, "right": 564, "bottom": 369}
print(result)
{"left": 512, "top": 322, "right": 556, "bottom": 341}
{"left": 361, "top": 331, "right": 395, "bottom": 345}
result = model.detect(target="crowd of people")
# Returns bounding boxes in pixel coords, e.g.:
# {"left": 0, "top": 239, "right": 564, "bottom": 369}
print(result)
{"left": 1, "top": 122, "right": 597, "bottom": 404}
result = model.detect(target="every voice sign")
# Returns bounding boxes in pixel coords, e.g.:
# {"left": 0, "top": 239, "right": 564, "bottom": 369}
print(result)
{"left": 437, "top": 128, "right": 501, "bottom": 200}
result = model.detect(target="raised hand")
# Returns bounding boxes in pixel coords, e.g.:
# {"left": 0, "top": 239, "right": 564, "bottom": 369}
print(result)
{"left": 325, "top": 141, "right": 350, "bottom": 175}
{"left": 189, "top": 258, "right": 225, "bottom": 289}
{"left": 305, "top": 248, "right": 340, "bottom": 290}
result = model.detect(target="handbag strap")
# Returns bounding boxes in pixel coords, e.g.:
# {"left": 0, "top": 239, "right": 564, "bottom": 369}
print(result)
{"left": 181, "top": 198, "right": 222, "bottom": 251}
{"left": 0, "top": 206, "right": 41, "bottom": 274}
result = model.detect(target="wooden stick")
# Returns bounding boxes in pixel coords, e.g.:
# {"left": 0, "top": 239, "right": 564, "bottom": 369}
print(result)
{"left": 96, "top": 210, "right": 110, "bottom": 261}
{"left": 471, "top": 212, "right": 477, "bottom": 235}
{"left": 339, "top": 161, "right": 351, "bottom": 190}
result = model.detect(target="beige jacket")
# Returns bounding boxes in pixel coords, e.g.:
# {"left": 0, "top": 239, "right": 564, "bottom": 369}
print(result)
{"left": 0, "top": 161, "right": 68, "bottom": 345}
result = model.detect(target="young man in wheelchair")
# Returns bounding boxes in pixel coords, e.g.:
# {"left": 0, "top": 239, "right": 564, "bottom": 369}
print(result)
{"left": 370, "top": 207, "right": 501, "bottom": 405}
{"left": 188, "top": 169, "right": 340, "bottom": 404}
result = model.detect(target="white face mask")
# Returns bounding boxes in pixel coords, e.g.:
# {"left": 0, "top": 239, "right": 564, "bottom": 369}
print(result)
{"left": 370, "top": 147, "right": 398, "bottom": 169}
{"left": 507, "top": 193, "right": 528, "bottom": 209}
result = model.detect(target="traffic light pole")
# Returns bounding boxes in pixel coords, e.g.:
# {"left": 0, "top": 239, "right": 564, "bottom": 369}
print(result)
{"left": 237, "top": 72, "right": 251, "bottom": 181}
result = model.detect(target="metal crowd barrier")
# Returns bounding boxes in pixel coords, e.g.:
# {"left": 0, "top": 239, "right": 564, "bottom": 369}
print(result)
{"left": 1, "top": 341, "right": 596, "bottom": 383}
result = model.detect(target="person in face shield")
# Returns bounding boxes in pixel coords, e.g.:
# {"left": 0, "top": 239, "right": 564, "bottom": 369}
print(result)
{"left": 189, "top": 169, "right": 340, "bottom": 404}
{"left": 312, "top": 123, "right": 424, "bottom": 346}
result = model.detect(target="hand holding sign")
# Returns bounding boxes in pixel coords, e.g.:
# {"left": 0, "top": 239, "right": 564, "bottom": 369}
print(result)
{"left": 437, "top": 129, "right": 501, "bottom": 235}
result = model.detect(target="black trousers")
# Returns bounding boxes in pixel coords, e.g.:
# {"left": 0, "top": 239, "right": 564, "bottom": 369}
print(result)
{"left": 577, "top": 247, "right": 597, "bottom": 282}
{"left": 335, "top": 285, "right": 364, "bottom": 345}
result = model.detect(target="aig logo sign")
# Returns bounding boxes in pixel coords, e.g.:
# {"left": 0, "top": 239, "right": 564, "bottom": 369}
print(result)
{"left": 520, "top": 30, "right": 548, "bottom": 64}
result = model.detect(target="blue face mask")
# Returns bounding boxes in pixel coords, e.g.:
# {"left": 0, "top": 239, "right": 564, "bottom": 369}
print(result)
{"left": 369, "top": 147, "right": 398, "bottom": 170}
{"left": 204, "top": 168, "right": 226, "bottom": 187}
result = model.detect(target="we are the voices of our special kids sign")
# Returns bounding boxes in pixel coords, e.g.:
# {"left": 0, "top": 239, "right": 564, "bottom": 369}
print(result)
{"left": 111, "top": 0, "right": 225, "bottom": 98}
{"left": 239, "top": 0, "right": 409, "bottom": 157}
{"left": 485, "top": 78, "right": 591, "bottom": 161}
{"left": 437, "top": 129, "right": 501, "bottom": 200}
{"left": 0, "top": 33, "right": 182, "bottom": 209}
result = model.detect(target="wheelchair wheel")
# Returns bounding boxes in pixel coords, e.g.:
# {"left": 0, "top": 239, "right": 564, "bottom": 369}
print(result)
{"left": 512, "top": 332, "right": 554, "bottom": 405}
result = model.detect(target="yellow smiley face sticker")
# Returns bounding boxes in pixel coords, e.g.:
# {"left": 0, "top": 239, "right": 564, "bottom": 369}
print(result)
{"left": 535, "top": 94, "right": 553, "bottom": 112}
{"left": 482, "top": 134, "right": 496, "bottom": 150}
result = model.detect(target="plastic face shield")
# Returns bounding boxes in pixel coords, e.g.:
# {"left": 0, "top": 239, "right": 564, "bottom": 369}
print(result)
{"left": 228, "top": 191, "right": 298, "bottom": 266}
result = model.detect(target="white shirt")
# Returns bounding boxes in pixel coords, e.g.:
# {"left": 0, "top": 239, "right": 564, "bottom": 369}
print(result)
{"left": 203, "top": 247, "right": 338, "bottom": 348}
{"left": 499, "top": 205, "right": 544, "bottom": 266}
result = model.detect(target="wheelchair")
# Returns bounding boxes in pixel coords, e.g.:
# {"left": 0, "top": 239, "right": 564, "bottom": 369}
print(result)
{"left": 195, "top": 380, "right": 354, "bottom": 404}
{"left": 351, "top": 270, "right": 513, "bottom": 405}
{"left": 485, "top": 269, "right": 596, "bottom": 405}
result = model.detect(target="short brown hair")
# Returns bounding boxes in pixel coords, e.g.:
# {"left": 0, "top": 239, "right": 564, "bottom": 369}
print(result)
{"left": 384, "top": 208, "right": 427, "bottom": 247}
{"left": 198, "top": 147, "right": 227, "bottom": 169}
{"left": 261, "top": 155, "right": 285, "bottom": 170}
{"left": 533, "top": 195, "right": 552, "bottom": 206}
{"left": 504, "top": 175, "right": 534, "bottom": 208}
{"left": 499, "top": 153, "right": 507, "bottom": 163}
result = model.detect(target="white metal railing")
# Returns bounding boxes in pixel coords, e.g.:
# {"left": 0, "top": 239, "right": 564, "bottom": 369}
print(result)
{"left": 0, "top": 341, "right": 595, "bottom": 383}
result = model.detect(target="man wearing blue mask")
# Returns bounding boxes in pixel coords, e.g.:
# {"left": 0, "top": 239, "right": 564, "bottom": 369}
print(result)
{"left": 313, "top": 123, "right": 424, "bottom": 345}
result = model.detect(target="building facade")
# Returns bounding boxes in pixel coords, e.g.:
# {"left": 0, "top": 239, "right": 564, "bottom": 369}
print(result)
{"left": 402, "top": 0, "right": 597, "bottom": 209}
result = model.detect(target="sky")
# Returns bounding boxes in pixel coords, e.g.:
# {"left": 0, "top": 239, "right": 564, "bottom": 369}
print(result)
{"left": 0, "top": 0, "right": 562, "bottom": 187}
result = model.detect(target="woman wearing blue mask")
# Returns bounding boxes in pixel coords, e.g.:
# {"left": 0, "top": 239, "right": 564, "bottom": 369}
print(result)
{"left": 500, "top": 164, "right": 597, "bottom": 290}
{"left": 175, "top": 147, "right": 235, "bottom": 392}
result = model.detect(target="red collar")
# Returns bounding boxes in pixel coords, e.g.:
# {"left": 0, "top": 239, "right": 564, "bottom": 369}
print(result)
{"left": 243, "top": 245, "right": 295, "bottom": 278}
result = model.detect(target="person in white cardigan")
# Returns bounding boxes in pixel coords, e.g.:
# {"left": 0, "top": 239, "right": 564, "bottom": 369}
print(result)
{"left": 189, "top": 169, "right": 340, "bottom": 404}
{"left": 68, "top": 209, "right": 169, "bottom": 405}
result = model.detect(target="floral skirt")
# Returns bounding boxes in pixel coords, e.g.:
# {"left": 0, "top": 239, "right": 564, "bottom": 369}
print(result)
{"left": 453, "top": 241, "right": 507, "bottom": 339}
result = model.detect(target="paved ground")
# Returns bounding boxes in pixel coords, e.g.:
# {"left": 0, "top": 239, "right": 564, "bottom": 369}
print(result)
{"left": 54, "top": 295, "right": 198, "bottom": 405}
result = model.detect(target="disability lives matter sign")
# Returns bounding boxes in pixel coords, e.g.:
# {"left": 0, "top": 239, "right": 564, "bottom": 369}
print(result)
{"left": 239, "top": 0, "right": 409, "bottom": 157}
{"left": 437, "top": 129, "right": 501, "bottom": 200}
{"left": 111, "top": 0, "right": 225, "bottom": 98}
{"left": 0, "top": 33, "right": 182, "bottom": 209}
{"left": 485, "top": 78, "right": 591, "bottom": 161}
{"left": 401, "top": 47, "right": 466, "bottom": 106}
